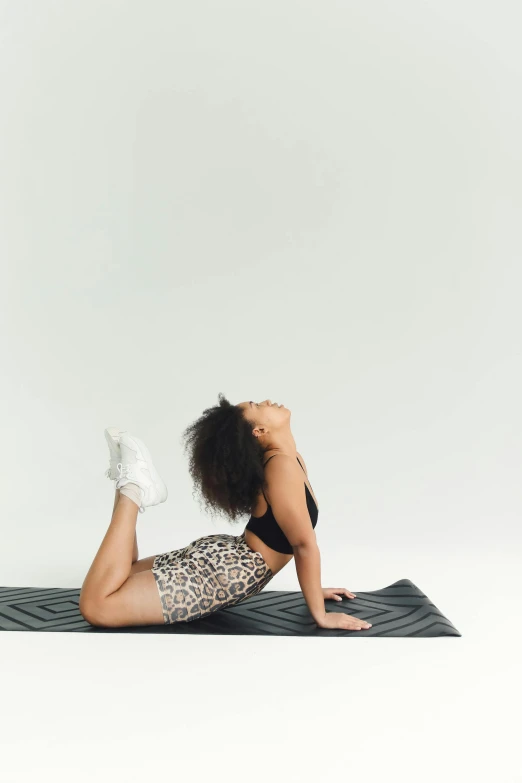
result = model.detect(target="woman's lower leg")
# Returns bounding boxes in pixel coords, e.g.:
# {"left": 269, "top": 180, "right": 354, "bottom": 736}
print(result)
{"left": 112, "top": 485, "right": 138, "bottom": 562}
{"left": 112, "top": 486, "right": 120, "bottom": 515}
{"left": 80, "top": 491, "right": 140, "bottom": 602}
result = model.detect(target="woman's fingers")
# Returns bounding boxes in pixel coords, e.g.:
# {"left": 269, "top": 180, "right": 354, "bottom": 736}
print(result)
{"left": 343, "top": 614, "right": 371, "bottom": 630}
{"left": 325, "top": 587, "right": 357, "bottom": 599}
{"left": 338, "top": 588, "right": 356, "bottom": 599}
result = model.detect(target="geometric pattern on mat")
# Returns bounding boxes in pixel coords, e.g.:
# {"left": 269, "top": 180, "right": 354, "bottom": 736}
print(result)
{"left": 0, "top": 579, "right": 461, "bottom": 636}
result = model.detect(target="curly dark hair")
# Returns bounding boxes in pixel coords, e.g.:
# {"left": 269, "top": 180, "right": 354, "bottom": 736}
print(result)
{"left": 180, "top": 392, "right": 266, "bottom": 523}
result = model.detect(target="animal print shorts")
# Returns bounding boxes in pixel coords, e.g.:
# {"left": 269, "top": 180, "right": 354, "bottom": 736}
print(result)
{"left": 151, "top": 530, "right": 274, "bottom": 624}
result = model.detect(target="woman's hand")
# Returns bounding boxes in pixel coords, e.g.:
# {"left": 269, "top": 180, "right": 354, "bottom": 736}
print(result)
{"left": 318, "top": 588, "right": 372, "bottom": 630}
{"left": 322, "top": 587, "right": 356, "bottom": 602}
{"left": 317, "top": 612, "right": 371, "bottom": 631}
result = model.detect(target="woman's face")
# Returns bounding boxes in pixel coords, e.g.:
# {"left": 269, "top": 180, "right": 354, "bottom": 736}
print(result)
{"left": 236, "top": 399, "right": 290, "bottom": 429}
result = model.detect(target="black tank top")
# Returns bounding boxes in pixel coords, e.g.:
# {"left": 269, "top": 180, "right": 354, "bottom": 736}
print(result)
{"left": 245, "top": 455, "right": 319, "bottom": 555}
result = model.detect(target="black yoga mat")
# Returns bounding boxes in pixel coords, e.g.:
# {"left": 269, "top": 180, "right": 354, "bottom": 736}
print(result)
{"left": 0, "top": 579, "right": 460, "bottom": 636}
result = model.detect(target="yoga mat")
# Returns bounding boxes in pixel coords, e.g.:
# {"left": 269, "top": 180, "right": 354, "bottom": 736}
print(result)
{"left": 0, "top": 579, "right": 461, "bottom": 636}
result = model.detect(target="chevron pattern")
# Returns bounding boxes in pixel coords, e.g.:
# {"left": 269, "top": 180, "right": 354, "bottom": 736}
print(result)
{"left": 0, "top": 579, "right": 461, "bottom": 636}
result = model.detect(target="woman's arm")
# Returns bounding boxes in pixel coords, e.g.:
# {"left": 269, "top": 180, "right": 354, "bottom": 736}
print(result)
{"left": 264, "top": 455, "right": 326, "bottom": 625}
{"left": 293, "top": 539, "right": 325, "bottom": 624}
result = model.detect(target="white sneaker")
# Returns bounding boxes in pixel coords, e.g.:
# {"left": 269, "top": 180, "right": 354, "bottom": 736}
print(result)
{"left": 105, "top": 426, "right": 148, "bottom": 514}
{"left": 104, "top": 427, "right": 126, "bottom": 481}
{"left": 115, "top": 432, "right": 168, "bottom": 514}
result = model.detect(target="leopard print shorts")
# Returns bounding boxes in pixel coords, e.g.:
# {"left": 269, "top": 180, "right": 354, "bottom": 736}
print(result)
{"left": 151, "top": 530, "right": 274, "bottom": 624}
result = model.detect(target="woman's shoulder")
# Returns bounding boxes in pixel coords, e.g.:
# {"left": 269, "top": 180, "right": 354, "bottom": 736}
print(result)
{"left": 261, "top": 450, "right": 309, "bottom": 509}
{"left": 262, "top": 450, "right": 308, "bottom": 475}
{"left": 296, "top": 451, "right": 307, "bottom": 475}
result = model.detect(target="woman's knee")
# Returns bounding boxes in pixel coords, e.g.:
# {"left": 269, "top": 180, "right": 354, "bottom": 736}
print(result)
{"left": 79, "top": 595, "right": 107, "bottom": 627}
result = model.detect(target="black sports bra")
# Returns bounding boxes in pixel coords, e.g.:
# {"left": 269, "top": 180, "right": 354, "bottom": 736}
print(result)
{"left": 245, "top": 455, "right": 319, "bottom": 555}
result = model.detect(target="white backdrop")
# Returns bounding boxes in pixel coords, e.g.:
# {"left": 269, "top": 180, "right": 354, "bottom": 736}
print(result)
{"left": 1, "top": 2, "right": 520, "bottom": 782}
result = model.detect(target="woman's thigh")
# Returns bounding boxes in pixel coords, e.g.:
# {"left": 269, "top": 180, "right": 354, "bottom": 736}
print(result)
{"left": 80, "top": 569, "right": 165, "bottom": 628}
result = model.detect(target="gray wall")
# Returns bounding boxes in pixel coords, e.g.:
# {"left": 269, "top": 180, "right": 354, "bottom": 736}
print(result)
{"left": 1, "top": 1, "right": 520, "bottom": 592}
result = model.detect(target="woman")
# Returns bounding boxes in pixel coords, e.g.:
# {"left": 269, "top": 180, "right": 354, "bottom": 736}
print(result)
{"left": 79, "top": 394, "right": 372, "bottom": 632}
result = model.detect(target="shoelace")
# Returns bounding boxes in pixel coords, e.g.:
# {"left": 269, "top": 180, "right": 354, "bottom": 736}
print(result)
{"left": 104, "top": 459, "right": 130, "bottom": 480}
{"left": 116, "top": 462, "right": 137, "bottom": 481}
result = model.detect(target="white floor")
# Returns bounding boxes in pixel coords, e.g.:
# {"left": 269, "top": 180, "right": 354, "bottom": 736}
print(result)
{"left": 1, "top": 550, "right": 519, "bottom": 783}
